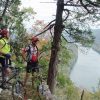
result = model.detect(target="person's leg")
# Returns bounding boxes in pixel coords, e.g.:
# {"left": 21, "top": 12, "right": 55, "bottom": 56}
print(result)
{"left": 0, "top": 57, "right": 6, "bottom": 81}
{"left": 23, "top": 61, "right": 38, "bottom": 86}
{"left": 4, "top": 67, "right": 11, "bottom": 78}
{"left": 24, "top": 72, "right": 30, "bottom": 86}
{"left": 32, "top": 61, "right": 38, "bottom": 72}
{"left": 23, "top": 63, "right": 31, "bottom": 87}
{"left": 4, "top": 57, "right": 11, "bottom": 80}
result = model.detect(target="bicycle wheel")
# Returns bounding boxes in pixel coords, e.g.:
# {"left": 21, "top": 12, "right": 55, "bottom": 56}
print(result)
{"left": 0, "top": 67, "right": 2, "bottom": 77}
{"left": 12, "top": 81, "right": 26, "bottom": 100}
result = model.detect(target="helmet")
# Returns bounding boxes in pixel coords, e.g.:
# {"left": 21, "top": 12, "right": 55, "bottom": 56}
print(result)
{"left": 31, "top": 37, "right": 39, "bottom": 43}
{"left": 0, "top": 29, "right": 9, "bottom": 37}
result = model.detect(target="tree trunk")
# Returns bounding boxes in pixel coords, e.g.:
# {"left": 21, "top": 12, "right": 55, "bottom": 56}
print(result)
{"left": 47, "top": 0, "right": 64, "bottom": 94}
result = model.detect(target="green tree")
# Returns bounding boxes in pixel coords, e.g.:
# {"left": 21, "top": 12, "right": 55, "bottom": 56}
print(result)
{"left": 0, "top": 0, "right": 36, "bottom": 61}
{"left": 46, "top": 0, "right": 100, "bottom": 93}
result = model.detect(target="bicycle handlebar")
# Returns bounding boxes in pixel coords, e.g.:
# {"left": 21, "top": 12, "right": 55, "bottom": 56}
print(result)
{"left": 2, "top": 53, "right": 11, "bottom": 59}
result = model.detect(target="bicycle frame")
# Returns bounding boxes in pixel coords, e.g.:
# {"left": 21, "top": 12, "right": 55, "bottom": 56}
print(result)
{"left": 0, "top": 67, "right": 22, "bottom": 89}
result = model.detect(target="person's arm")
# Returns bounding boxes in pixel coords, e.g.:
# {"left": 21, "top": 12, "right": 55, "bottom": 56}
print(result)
{"left": 0, "top": 51, "right": 5, "bottom": 55}
{"left": 21, "top": 48, "right": 27, "bottom": 61}
{"left": 0, "top": 40, "right": 5, "bottom": 55}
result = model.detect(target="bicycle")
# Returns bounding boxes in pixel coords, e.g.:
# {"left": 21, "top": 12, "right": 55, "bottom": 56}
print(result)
{"left": 0, "top": 65, "right": 26, "bottom": 100}
{"left": 11, "top": 66, "right": 27, "bottom": 100}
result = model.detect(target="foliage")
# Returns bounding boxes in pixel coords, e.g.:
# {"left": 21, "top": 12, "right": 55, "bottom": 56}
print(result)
{"left": 39, "top": 58, "right": 49, "bottom": 78}
{"left": 0, "top": 0, "right": 36, "bottom": 62}
{"left": 58, "top": 38, "right": 71, "bottom": 66}
{"left": 9, "top": 9, "right": 35, "bottom": 61}
{"left": 38, "top": 40, "right": 51, "bottom": 77}
{"left": 66, "top": 84, "right": 80, "bottom": 100}
{"left": 63, "top": 23, "right": 95, "bottom": 47}
{"left": 61, "top": 0, "right": 100, "bottom": 47}
{"left": 46, "top": 0, "right": 100, "bottom": 93}
{"left": 1, "top": 1, "right": 100, "bottom": 99}
{"left": 92, "top": 91, "right": 100, "bottom": 100}
{"left": 57, "top": 73, "right": 68, "bottom": 87}
{"left": 97, "top": 0, "right": 100, "bottom": 3}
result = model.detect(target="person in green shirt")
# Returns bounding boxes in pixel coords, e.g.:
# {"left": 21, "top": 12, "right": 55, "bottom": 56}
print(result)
{"left": 0, "top": 28, "right": 11, "bottom": 82}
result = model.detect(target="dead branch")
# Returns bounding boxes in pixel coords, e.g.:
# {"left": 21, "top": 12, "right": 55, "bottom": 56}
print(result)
{"left": 35, "top": 24, "right": 55, "bottom": 37}
{"left": 80, "top": 90, "right": 84, "bottom": 100}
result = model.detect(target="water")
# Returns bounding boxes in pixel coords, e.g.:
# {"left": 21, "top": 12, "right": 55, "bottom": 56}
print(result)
{"left": 70, "top": 48, "right": 100, "bottom": 92}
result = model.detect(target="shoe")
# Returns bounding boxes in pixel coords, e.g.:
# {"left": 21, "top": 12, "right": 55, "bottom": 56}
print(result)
{"left": 4, "top": 77, "right": 9, "bottom": 82}
{"left": 13, "top": 92, "right": 23, "bottom": 99}
{"left": 2, "top": 83, "right": 10, "bottom": 89}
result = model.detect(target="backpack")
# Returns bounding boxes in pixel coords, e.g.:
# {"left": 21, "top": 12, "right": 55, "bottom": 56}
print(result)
{"left": 26, "top": 45, "right": 38, "bottom": 62}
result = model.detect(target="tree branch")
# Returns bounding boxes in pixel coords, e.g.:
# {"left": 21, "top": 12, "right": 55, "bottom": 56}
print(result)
{"left": 35, "top": 24, "right": 55, "bottom": 37}
{"left": 80, "top": 0, "right": 92, "bottom": 13}
{"left": 2, "top": 0, "right": 9, "bottom": 17}
{"left": 80, "top": 90, "right": 84, "bottom": 100}
{"left": 85, "top": 0, "right": 100, "bottom": 7}
{"left": 63, "top": 9, "right": 69, "bottom": 22}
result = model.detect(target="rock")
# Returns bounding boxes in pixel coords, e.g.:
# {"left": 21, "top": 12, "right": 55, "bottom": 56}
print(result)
{"left": 0, "top": 89, "right": 12, "bottom": 100}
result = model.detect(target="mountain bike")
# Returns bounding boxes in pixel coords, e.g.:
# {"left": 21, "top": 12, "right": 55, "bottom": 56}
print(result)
{"left": 11, "top": 66, "right": 27, "bottom": 100}
{"left": 0, "top": 65, "right": 26, "bottom": 100}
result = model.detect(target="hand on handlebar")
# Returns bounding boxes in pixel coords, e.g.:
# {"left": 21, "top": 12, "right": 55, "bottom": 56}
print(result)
{"left": 4, "top": 54, "right": 11, "bottom": 59}
{"left": 0, "top": 51, "right": 4, "bottom": 55}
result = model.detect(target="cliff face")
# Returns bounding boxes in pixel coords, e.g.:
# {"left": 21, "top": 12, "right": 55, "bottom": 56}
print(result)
{"left": 68, "top": 29, "right": 100, "bottom": 70}
{"left": 67, "top": 43, "right": 78, "bottom": 74}
{"left": 92, "top": 29, "right": 100, "bottom": 53}
{"left": 68, "top": 29, "right": 100, "bottom": 72}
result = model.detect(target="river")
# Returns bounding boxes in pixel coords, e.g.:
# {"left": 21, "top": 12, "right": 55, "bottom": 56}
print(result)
{"left": 70, "top": 48, "right": 100, "bottom": 92}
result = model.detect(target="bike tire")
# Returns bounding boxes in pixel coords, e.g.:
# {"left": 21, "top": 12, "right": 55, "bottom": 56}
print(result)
{"left": 12, "top": 81, "right": 26, "bottom": 100}
{"left": 0, "top": 67, "right": 2, "bottom": 77}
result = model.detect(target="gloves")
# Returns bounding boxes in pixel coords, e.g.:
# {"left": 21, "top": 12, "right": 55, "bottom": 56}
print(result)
{"left": 4, "top": 54, "right": 11, "bottom": 59}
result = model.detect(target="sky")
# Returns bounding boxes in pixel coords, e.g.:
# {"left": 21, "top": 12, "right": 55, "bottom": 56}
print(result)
{"left": 20, "top": 0, "right": 57, "bottom": 22}
{"left": 20, "top": 0, "right": 100, "bottom": 30}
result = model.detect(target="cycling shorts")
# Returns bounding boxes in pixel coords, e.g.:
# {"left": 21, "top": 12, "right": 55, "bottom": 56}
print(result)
{"left": 26, "top": 61, "right": 38, "bottom": 73}
{"left": 0, "top": 57, "right": 11, "bottom": 68}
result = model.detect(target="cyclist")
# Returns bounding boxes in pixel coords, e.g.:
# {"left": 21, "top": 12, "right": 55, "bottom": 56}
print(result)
{"left": 22, "top": 36, "right": 39, "bottom": 87}
{"left": 0, "top": 28, "right": 11, "bottom": 81}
